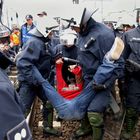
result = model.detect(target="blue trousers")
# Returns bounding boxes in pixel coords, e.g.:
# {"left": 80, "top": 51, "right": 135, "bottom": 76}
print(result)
{"left": 34, "top": 58, "right": 118, "bottom": 120}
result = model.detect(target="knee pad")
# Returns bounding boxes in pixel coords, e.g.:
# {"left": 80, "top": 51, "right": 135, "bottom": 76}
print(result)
{"left": 88, "top": 112, "right": 103, "bottom": 127}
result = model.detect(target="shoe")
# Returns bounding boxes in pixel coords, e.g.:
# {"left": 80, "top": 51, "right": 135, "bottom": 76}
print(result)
{"left": 72, "top": 116, "right": 92, "bottom": 138}
{"left": 121, "top": 130, "right": 134, "bottom": 140}
{"left": 107, "top": 37, "right": 124, "bottom": 61}
{"left": 43, "top": 126, "right": 62, "bottom": 136}
{"left": 72, "top": 127, "right": 92, "bottom": 139}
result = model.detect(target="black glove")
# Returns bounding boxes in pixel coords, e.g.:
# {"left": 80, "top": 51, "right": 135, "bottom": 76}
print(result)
{"left": 125, "top": 59, "right": 140, "bottom": 73}
{"left": 93, "top": 83, "right": 106, "bottom": 92}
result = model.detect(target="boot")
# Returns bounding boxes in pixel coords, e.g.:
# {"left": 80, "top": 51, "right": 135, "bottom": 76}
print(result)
{"left": 72, "top": 115, "right": 92, "bottom": 138}
{"left": 88, "top": 112, "right": 104, "bottom": 140}
{"left": 121, "top": 108, "right": 138, "bottom": 140}
{"left": 42, "top": 102, "right": 62, "bottom": 136}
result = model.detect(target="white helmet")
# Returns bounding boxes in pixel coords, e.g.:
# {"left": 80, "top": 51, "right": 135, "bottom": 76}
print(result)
{"left": 71, "top": 7, "right": 98, "bottom": 28}
{"left": 33, "top": 16, "right": 58, "bottom": 37}
{"left": 36, "top": 18, "right": 49, "bottom": 37}
{"left": 60, "top": 28, "right": 77, "bottom": 46}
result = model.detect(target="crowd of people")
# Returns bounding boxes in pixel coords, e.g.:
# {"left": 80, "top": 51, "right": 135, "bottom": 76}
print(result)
{"left": 0, "top": 5, "right": 140, "bottom": 140}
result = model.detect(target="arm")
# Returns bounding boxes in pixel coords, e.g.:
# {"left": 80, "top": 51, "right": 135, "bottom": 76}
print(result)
{"left": 16, "top": 39, "right": 43, "bottom": 85}
{"left": 93, "top": 36, "right": 125, "bottom": 89}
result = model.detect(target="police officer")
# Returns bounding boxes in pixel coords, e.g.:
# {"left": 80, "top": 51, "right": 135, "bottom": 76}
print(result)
{"left": 0, "top": 37, "right": 32, "bottom": 140}
{"left": 16, "top": 21, "right": 61, "bottom": 136}
{"left": 20, "top": 14, "right": 35, "bottom": 46}
{"left": 71, "top": 8, "right": 124, "bottom": 140}
{"left": 121, "top": 9, "right": 140, "bottom": 140}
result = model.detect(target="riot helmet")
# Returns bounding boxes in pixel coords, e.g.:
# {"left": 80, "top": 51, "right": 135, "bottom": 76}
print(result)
{"left": 30, "top": 16, "right": 58, "bottom": 38}
{"left": 71, "top": 8, "right": 98, "bottom": 30}
{"left": 60, "top": 28, "right": 77, "bottom": 47}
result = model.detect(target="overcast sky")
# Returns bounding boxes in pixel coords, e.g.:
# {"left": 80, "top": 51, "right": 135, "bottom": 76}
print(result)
{"left": 3, "top": 0, "right": 140, "bottom": 27}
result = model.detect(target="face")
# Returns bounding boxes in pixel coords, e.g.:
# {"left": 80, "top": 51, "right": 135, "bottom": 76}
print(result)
{"left": 26, "top": 18, "right": 33, "bottom": 25}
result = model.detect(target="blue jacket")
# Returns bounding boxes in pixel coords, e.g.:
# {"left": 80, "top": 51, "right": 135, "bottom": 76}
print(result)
{"left": 77, "top": 18, "right": 124, "bottom": 87}
{"left": 21, "top": 23, "right": 35, "bottom": 45}
{"left": 122, "top": 26, "right": 140, "bottom": 92}
{"left": 16, "top": 35, "right": 52, "bottom": 85}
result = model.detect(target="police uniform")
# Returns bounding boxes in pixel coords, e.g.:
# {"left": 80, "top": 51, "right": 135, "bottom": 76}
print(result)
{"left": 16, "top": 28, "right": 61, "bottom": 136}
{"left": 123, "top": 26, "right": 140, "bottom": 110}
{"left": 74, "top": 12, "right": 124, "bottom": 139}
{"left": 121, "top": 26, "right": 140, "bottom": 139}
{"left": 0, "top": 51, "right": 32, "bottom": 140}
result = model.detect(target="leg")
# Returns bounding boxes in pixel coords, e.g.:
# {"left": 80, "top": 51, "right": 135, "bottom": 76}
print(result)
{"left": 88, "top": 112, "right": 104, "bottom": 140}
{"left": 42, "top": 80, "right": 95, "bottom": 120}
{"left": 41, "top": 58, "right": 117, "bottom": 120}
{"left": 36, "top": 86, "right": 62, "bottom": 136}
{"left": 121, "top": 108, "right": 138, "bottom": 140}
{"left": 18, "top": 82, "right": 36, "bottom": 117}
{"left": 121, "top": 81, "right": 140, "bottom": 140}
{"left": 42, "top": 101, "right": 62, "bottom": 136}
{"left": 33, "top": 62, "right": 116, "bottom": 120}
{"left": 87, "top": 91, "right": 110, "bottom": 140}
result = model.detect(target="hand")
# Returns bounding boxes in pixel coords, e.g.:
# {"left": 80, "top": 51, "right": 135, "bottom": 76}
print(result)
{"left": 68, "top": 64, "right": 77, "bottom": 72}
{"left": 56, "top": 58, "right": 63, "bottom": 64}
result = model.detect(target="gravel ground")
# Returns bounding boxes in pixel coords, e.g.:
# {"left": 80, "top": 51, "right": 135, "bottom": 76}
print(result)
{"left": 30, "top": 98, "right": 140, "bottom": 140}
